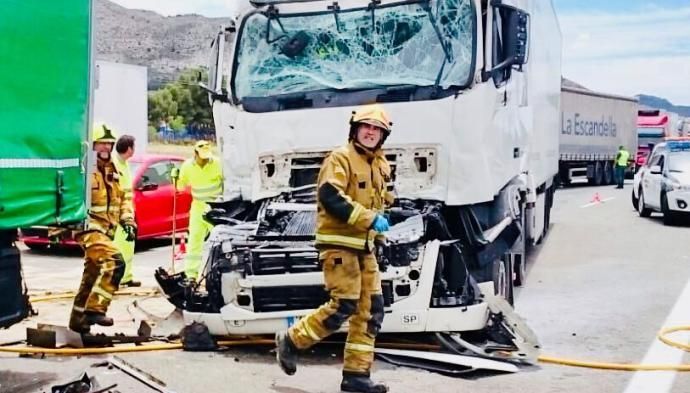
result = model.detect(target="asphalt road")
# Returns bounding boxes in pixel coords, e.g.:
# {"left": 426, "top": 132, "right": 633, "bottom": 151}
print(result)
{"left": 2, "top": 182, "right": 690, "bottom": 393}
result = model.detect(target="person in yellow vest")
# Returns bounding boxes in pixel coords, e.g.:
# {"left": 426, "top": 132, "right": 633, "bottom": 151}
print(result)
{"left": 614, "top": 145, "right": 630, "bottom": 189}
{"left": 69, "top": 124, "right": 136, "bottom": 333}
{"left": 275, "top": 104, "right": 394, "bottom": 393}
{"left": 172, "top": 140, "right": 223, "bottom": 281}
{"left": 112, "top": 135, "right": 140, "bottom": 287}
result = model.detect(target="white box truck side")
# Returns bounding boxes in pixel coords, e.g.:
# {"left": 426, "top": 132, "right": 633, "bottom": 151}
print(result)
{"left": 558, "top": 86, "right": 638, "bottom": 186}
{"left": 93, "top": 60, "right": 149, "bottom": 152}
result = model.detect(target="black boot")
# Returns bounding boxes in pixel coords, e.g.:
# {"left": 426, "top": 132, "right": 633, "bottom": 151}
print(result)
{"left": 275, "top": 330, "right": 298, "bottom": 375}
{"left": 120, "top": 280, "right": 142, "bottom": 288}
{"left": 341, "top": 372, "right": 388, "bottom": 393}
{"left": 84, "top": 312, "right": 114, "bottom": 327}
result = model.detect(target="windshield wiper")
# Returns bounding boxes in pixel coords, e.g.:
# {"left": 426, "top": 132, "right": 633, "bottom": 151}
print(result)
{"left": 422, "top": 2, "right": 452, "bottom": 62}
{"left": 265, "top": 5, "right": 287, "bottom": 44}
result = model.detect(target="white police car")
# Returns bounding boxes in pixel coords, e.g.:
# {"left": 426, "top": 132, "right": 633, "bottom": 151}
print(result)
{"left": 632, "top": 139, "right": 690, "bottom": 225}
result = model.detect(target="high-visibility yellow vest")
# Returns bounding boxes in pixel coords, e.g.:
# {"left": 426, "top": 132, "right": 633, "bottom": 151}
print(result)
{"left": 113, "top": 153, "right": 134, "bottom": 209}
{"left": 616, "top": 150, "right": 630, "bottom": 166}
{"left": 177, "top": 157, "right": 223, "bottom": 203}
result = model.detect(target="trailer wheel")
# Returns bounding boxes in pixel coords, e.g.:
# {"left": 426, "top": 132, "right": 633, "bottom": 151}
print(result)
{"left": 604, "top": 161, "right": 613, "bottom": 185}
{"left": 590, "top": 161, "right": 604, "bottom": 186}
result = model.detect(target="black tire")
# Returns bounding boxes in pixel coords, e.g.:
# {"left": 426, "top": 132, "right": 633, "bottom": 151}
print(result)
{"left": 491, "top": 258, "right": 513, "bottom": 305}
{"left": 513, "top": 253, "right": 526, "bottom": 287}
{"left": 604, "top": 162, "right": 613, "bottom": 185}
{"left": 661, "top": 194, "right": 677, "bottom": 226}
{"left": 24, "top": 242, "right": 48, "bottom": 252}
{"left": 631, "top": 190, "right": 639, "bottom": 210}
{"left": 637, "top": 189, "right": 652, "bottom": 218}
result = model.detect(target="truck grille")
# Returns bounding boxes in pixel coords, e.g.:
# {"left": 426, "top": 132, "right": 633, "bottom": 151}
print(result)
{"left": 252, "top": 286, "right": 328, "bottom": 312}
{"left": 249, "top": 248, "right": 320, "bottom": 275}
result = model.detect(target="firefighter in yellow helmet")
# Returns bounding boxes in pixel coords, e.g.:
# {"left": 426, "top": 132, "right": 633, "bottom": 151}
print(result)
{"left": 171, "top": 140, "right": 223, "bottom": 280}
{"left": 275, "top": 104, "right": 395, "bottom": 393}
{"left": 69, "top": 123, "right": 136, "bottom": 333}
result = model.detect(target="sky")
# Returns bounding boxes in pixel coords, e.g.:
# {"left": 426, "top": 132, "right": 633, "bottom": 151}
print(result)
{"left": 111, "top": 0, "right": 690, "bottom": 105}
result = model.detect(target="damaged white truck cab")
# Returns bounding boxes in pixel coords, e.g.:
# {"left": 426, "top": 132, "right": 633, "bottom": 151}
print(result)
{"left": 156, "top": 0, "right": 561, "bottom": 358}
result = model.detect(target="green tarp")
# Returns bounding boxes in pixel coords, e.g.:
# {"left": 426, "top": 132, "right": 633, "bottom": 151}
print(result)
{"left": 0, "top": 0, "right": 91, "bottom": 229}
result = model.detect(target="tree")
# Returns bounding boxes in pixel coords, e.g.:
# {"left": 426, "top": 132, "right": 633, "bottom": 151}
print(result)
{"left": 147, "top": 67, "right": 213, "bottom": 129}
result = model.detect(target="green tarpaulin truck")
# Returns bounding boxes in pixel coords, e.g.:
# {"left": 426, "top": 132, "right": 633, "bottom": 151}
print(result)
{"left": 0, "top": 0, "right": 93, "bottom": 327}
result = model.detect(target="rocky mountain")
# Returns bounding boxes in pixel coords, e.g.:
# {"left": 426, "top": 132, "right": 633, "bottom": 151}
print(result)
{"left": 636, "top": 95, "right": 690, "bottom": 117}
{"left": 94, "top": 0, "right": 226, "bottom": 88}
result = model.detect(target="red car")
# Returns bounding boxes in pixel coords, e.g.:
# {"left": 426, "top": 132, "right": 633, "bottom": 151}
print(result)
{"left": 21, "top": 154, "right": 192, "bottom": 250}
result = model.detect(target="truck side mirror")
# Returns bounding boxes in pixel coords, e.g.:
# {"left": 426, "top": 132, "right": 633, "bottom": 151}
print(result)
{"left": 487, "top": 4, "right": 530, "bottom": 75}
{"left": 650, "top": 165, "right": 662, "bottom": 175}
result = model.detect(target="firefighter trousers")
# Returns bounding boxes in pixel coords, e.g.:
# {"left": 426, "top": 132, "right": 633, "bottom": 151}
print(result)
{"left": 113, "top": 225, "right": 135, "bottom": 284}
{"left": 288, "top": 249, "right": 385, "bottom": 374}
{"left": 69, "top": 231, "right": 125, "bottom": 331}
{"left": 184, "top": 200, "right": 213, "bottom": 280}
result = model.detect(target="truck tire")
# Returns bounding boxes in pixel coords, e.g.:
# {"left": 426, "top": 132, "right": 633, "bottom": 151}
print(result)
{"left": 637, "top": 189, "right": 652, "bottom": 218}
{"left": 594, "top": 161, "right": 604, "bottom": 185}
{"left": 604, "top": 161, "right": 613, "bottom": 185}
{"left": 513, "top": 253, "right": 526, "bottom": 287}
{"left": 490, "top": 258, "right": 513, "bottom": 305}
{"left": 631, "top": 189, "right": 639, "bottom": 210}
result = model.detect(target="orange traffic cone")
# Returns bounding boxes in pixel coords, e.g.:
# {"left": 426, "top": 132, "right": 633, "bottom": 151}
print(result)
{"left": 174, "top": 235, "right": 186, "bottom": 261}
{"left": 590, "top": 192, "right": 602, "bottom": 203}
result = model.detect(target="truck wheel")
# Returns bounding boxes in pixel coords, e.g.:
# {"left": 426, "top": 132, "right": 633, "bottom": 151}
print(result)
{"left": 631, "top": 189, "right": 639, "bottom": 210}
{"left": 513, "top": 253, "right": 527, "bottom": 287}
{"left": 491, "top": 258, "right": 513, "bottom": 305}
{"left": 662, "top": 194, "right": 677, "bottom": 226}
{"left": 594, "top": 161, "right": 604, "bottom": 185}
{"left": 604, "top": 162, "right": 613, "bottom": 185}
{"left": 637, "top": 189, "right": 652, "bottom": 218}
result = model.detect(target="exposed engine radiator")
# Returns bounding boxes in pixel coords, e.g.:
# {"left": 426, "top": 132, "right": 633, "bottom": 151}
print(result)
{"left": 284, "top": 210, "right": 317, "bottom": 236}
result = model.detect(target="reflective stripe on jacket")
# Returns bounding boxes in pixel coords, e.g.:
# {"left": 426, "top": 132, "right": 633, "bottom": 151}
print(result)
{"left": 177, "top": 157, "right": 223, "bottom": 203}
{"left": 315, "top": 141, "right": 395, "bottom": 251}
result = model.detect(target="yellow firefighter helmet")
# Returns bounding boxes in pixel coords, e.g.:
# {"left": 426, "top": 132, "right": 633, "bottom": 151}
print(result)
{"left": 350, "top": 104, "right": 392, "bottom": 132}
{"left": 93, "top": 123, "right": 117, "bottom": 143}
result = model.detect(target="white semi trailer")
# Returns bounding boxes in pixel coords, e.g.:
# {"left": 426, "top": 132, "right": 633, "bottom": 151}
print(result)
{"left": 558, "top": 86, "right": 638, "bottom": 186}
{"left": 93, "top": 60, "right": 149, "bottom": 152}
{"left": 156, "top": 0, "right": 561, "bottom": 359}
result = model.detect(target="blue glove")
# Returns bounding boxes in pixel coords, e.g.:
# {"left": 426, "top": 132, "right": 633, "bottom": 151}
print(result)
{"left": 372, "top": 215, "right": 390, "bottom": 233}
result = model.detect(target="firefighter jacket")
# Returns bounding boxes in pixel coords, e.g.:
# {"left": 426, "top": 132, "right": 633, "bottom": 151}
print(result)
{"left": 84, "top": 158, "right": 135, "bottom": 239}
{"left": 315, "top": 141, "right": 395, "bottom": 251}
{"left": 176, "top": 157, "right": 223, "bottom": 204}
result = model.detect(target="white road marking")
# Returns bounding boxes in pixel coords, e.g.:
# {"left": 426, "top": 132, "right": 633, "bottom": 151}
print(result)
{"left": 580, "top": 197, "right": 616, "bottom": 208}
{"left": 623, "top": 277, "right": 690, "bottom": 393}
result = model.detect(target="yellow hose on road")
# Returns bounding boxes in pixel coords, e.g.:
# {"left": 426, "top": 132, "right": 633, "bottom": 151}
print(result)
{"left": 3, "top": 326, "right": 690, "bottom": 372}
{"left": 29, "top": 288, "right": 159, "bottom": 303}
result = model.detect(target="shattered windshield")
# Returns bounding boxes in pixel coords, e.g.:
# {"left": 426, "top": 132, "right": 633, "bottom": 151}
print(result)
{"left": 233, "top": 0, "right": 475, "bottom": 100}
